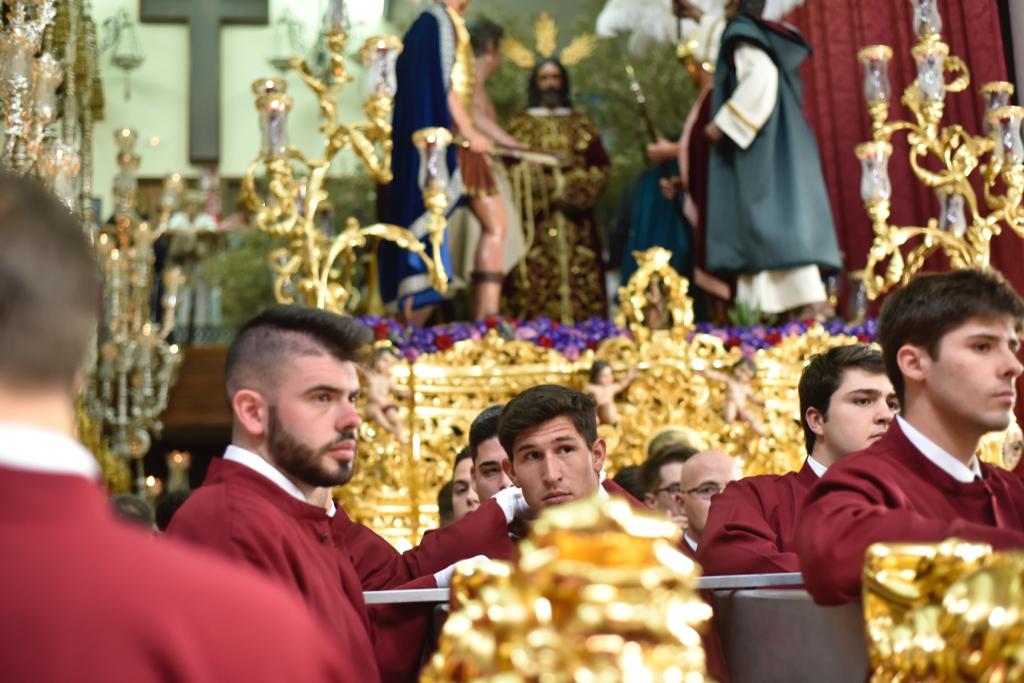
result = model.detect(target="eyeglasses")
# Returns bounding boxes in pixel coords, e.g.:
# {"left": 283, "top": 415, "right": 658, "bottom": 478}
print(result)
{"left": 653, "top": 483, "right": 682, "bottom": 496}
{"left": 681, "top": 483, "right": 725, "bottom": 499}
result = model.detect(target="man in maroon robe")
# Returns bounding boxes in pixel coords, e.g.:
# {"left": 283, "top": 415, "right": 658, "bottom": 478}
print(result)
{"left": 698, "top": 344, "right": 897, "bottom": 574}
{"left": 0, "top": 174, "right": 350, "bottom": 683}
{"left": 492, "top": 385, "right": 733, "bottom": 679}
{"left": 797, "top": 269, "right": 1024, "bottom": 605}
{"left": 169, "top": 306, "right": 531, "bottom": 681}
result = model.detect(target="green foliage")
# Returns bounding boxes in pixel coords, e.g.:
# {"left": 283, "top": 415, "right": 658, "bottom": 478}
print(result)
{"left": 209, "top": 173, "right": 378, "bottom": 331}
{"left": 474, "top": 0, "right": 698, "bottom": 236}
{"left": 727, "top": 301, "right": 762, "bottom": 328}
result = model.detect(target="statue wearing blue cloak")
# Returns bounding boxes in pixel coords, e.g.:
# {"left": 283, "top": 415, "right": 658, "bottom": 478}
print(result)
{"left": 378, "top": 3, "right": 464, "bottom": 314}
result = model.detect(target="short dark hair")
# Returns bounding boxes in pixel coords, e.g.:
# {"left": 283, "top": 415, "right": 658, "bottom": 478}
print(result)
{"left": 738, "top": 0, "right": 766, "bottom": 17}
{"left": 437, "top": 480, "right": 455, "bottom": 527}
{"left": 112, "top": 494, "right": 155, "bottom": 529}
{"left": 798, "top": 344, "right": 886, "bottom": 454}
{"left": 640, "top": 442, "right": 698, "bottom": 493}
{"left": 225, "top": 305, "right": 371, "bottom": 401}
{"left": 878, "top": 269, "right": 1024, "bottom": 405}
{"left": 497, "top": 384, "right": 597, "bottom": 458}
{"left": 527, "top": 58, "right": 573, "bottom": 108}
{"left": 453, "top": 445, "right": 472, "bottom": 472}
{"left": 589, "top": 360, "right": 611, "bottom": 383}
{"left": 468, "top": 404, "right": 504, "bottom": 462}
{"left": 0, "top": 173, "right": 98, "bottom": 390}
{"left": 155, "top": 490, "right": 191, "bottom": 531}
{"left": 469, "top": 18, "right": 504, "bottom": 56}
{"left": 612, "top": 465, "right": 645, "bottom": 501}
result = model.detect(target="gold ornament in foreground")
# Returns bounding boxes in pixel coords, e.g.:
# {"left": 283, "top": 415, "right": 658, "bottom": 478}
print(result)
{"left": 421, "top": 495, "right": 713, "bottom": 681}
{"left": 863, "top": 539, "right": 1024, "bottom": 681}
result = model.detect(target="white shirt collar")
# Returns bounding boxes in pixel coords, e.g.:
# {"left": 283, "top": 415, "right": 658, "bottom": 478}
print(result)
{"left": 0, "top": 422, "right": 100, "bottom": 479}
{"left": 223, "top": 444, "right": 308, "bottom": 503}
{"left": 806, "top": 456, "right": 828, "bottom": 478}
{"left": 897, "top": 415, "right": 983, "bottom": 483}
{"left": 526, "top": 106, "right": 572, "bottom": 117}
{"left": 684, "top": 531, "right": 698, "bottom": 552}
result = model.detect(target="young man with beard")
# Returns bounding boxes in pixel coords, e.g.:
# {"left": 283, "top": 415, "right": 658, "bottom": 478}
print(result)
{"left": 169, "top": 307, "right": 513, "bottom": 681}
{"left": 0, "top": 175, "right": 350, "bottom": 682}
{"left": 797, "top": 269, "right": 1024, "bottom": 605}
{"left": 697, "top": 344, "right": 897, "bottom": 575}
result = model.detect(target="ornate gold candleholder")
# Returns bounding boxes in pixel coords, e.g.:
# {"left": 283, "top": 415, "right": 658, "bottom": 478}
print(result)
{"left": 83, "top": 129, "right": 184, "bottom": 491}
{"left": 856, "top": 0, "right": 1024, "bottom": 299}
{"left": 241, "top": 4, "right": 452, "bottom": 314}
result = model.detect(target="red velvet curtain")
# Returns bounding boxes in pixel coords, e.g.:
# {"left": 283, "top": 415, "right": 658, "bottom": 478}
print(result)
{"left": 785, "top": 0, "right": 1024, "bottom": 426}
{"left": 783, "top": 0, "right": 1024, "bottom": 298}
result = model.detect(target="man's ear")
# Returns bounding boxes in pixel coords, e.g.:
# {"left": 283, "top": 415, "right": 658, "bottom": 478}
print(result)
{"left": 642, "top": 492, "right": 658, "bottom": 510}
{"left": 896, "top": 344, "right": 928, "bottom": 386}
{"left": 805, "top": 407, "right": 826, "bottom": 439}
{"left": 591, "top": 438, "right": 607, "bottom": 473}
{"left": 501, "top": 456, "right": 519, "bottom": 487}
{"left": 232, "top": 389, "right": 269, "bottom": 439}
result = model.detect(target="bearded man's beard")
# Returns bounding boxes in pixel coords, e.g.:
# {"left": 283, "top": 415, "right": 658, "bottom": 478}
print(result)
{"left": 539, "top": 89, "right": 563, "bottom": 107}
{"left": 267, "top": 405, "right": 357, "bottom": 487}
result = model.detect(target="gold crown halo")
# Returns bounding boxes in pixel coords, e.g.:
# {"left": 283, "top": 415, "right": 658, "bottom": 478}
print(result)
{"left": 501, "top": 11, "right": 599, "bottom": 69}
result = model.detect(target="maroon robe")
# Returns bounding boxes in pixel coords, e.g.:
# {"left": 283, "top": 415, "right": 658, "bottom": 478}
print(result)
{"left": 0, "top": 466, "right": 350, "bottom": 682}
{"left": 698, "top": 460, "right": 818, "bottom": 575}
{"left": 169, "top": 459, "right": 396, "bottom": 681}
{"left": 796, "top": 422, "right": 1024, "bottom": 605}
{"left": 678, "top": 533, "right": 731, "bottom": 683}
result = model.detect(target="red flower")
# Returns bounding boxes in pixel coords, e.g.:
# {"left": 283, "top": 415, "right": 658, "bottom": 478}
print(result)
{"left": 552, "top": 322, "right": 561, "bottom": 329}
{"left": 435, "top": 333, "right": 454, "bottom": 351}
{"left": 725, "top": 336, "right": 742, "bottom": 349}
{"left": 856, "top": 333, "right": 871, "bottom": 344}
{"left": 373, "top": 322, "right": 389, "bottom": 341}
{"left": 484, "top": 316, "right": 499, "bottom": 329}
{"left": 587, "top": 340, "right": 598, "bottom": 350}
{"left": 538, "top": 335, "right": 554, "bottom": 348}
{"left": 765, "top": 330, "right": 783, "bottom": 345}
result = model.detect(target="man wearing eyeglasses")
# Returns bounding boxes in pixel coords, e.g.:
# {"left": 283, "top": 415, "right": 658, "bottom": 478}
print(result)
{"left": 675, "top": 450, "right": 742, "bottom": 555}
{"left": 697, "top": 344, "right": 896, "bottom": 575}
{"left": 640, "top": 443, "right": 697, "bottom": 529}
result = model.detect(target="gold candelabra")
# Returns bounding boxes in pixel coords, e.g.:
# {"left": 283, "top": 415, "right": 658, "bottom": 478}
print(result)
{"left": 84, "top": 128, "right": 184, "bottom": 491}
{"left": 241, "top": 0, "right": 452, "bottom": 314}
{"left": 856, "top": 0, "right": 1024, "bottom": 299}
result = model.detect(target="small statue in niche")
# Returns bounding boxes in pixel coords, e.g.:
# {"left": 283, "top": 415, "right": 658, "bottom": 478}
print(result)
{"left": 362, "top": 347, "right": 411, "bottom": 441}
{"left": 643, "top": 273, "right": 671, "bottom": 330}
{"left": 585, "top": 360, "right": 638, "bottom": 425}
{"left": 698, "top": 357, "right": 765, "bottom": 436}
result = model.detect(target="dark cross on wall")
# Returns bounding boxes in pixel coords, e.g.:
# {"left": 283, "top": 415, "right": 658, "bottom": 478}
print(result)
{"left": 140, "top": 0, "right": 269, "bottom": 165}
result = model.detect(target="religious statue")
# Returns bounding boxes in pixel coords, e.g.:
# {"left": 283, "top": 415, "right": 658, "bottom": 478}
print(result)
{"left": 698, "top": 357, "right": 765, "bottom": 436}
{"left": 379, "top": 0, "right": 511, "bottom": 324}
{"left": 166, "top": 188, "right": 225, "bottom": 340}
{"left": 585, "top": 360, "right": 637, "bottom": 425}
{"left": 704, "top": 0, "right": 840, "bottom": 318}
{"left": 500, "top": 14, "right": 609, "bottom": 323}
{"left": 361, "top": 346, "right": 410, "bottom": 442}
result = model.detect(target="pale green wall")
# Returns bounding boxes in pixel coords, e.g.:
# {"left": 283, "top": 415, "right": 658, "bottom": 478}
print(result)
{"left": 91, "top": 0, "right": 395, "bottom": 215}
